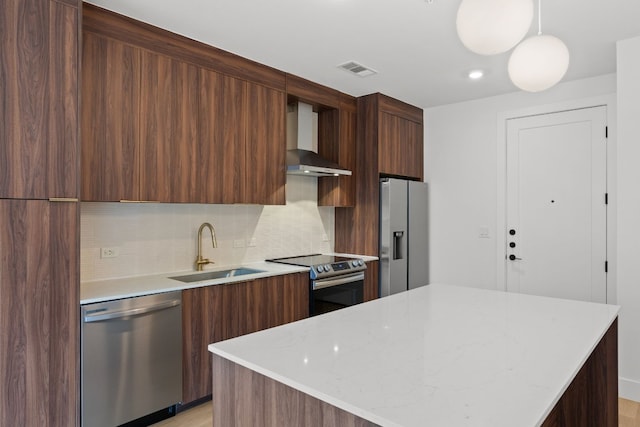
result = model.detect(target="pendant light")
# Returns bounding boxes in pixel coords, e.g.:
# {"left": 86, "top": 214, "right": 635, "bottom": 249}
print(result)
{"left": 508, "top": 0, "right": 569, "bottom": 92}
{"left": 456, "top": 0, "right": 534, "bottom": 55}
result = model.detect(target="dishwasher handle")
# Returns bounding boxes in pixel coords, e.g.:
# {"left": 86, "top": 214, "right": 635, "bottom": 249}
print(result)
{"left": 83, "top": 299, "right": 181, "bottom": 323}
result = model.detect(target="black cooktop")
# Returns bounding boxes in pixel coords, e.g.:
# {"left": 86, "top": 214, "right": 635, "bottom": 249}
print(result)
{"left": 266, "top": 254, "right": 357, "bottom": 267}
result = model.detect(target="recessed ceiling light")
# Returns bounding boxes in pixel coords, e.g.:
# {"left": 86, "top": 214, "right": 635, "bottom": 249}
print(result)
{"left": 468, "top": 70, "right": 484, "bottom": 80}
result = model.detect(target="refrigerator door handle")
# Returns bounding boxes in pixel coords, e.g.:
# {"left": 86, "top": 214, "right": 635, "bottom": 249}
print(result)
{"left": 393, "top": 231, "right": 404, "bottom": 260}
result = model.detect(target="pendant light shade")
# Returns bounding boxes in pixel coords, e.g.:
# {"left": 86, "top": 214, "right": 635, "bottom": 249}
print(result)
{"left": 456, "top": 0, "right": 534, "bottom": 55}
{"left": 508, "top": 35, "right": 569, "bottom": 92}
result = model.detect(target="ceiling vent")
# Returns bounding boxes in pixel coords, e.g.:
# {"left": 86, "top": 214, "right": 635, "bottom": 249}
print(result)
{"left": 337, "top": 61, "right": 377, "bottom": 77}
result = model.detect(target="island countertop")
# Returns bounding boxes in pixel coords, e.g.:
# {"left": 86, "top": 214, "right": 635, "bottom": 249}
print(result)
{"left": 209, "top": 283, "right": 619, "bottom": 427}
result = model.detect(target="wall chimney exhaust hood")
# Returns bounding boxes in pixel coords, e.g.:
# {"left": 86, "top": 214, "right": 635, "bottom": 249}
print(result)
{"left": 286, "top": 102, "right": 352, "bottom": 177}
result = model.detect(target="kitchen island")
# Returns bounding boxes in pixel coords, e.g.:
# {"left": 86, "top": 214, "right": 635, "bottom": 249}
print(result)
{"left": 208, "top": 284, "right": 619, "bottom": 426}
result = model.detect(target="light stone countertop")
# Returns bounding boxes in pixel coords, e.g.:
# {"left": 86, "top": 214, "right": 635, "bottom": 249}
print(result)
{"left": 80, "top": 261, "right": 308, "bottom": 305}
{"left": 80, "top": 253, "right": 378, "bottom": 305}
{"left": 209, "top": 283, "right": 620, "bottom": 427}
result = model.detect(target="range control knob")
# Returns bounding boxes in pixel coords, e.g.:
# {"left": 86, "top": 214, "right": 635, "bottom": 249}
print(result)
{"left": 325, "top": 264, "right": 331, "bottom": 271}
{"left": 352, "top": 260, "right": 358, "bottom": 267}
{"left": 317, "top": 265, "right": 324, "bottom": 273}
{"left": 358, "top": 260, "right": 364, "bottom": 266}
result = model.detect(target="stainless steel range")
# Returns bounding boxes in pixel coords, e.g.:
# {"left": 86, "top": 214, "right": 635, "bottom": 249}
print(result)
{"left": 267, "top": 254, "right": 366, "bottom": 316}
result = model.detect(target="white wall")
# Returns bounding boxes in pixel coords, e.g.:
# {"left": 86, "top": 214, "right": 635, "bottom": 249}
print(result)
{"left": 616, "top": 35, "right": 640, "bottom": 401}
{"left": 81, "top": 175, "right": 334, "bottom": 281}
{"left": 424, "top": 73, "right": 616, "bottom": 289}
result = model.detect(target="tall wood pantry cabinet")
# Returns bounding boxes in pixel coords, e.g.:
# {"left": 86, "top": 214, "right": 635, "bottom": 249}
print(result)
{"left": 0, "top": 0, "right": 81, "bottom": 426}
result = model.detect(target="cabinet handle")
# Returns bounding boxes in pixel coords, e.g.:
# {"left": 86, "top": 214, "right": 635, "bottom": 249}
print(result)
{"left": 49, "top": 197, "right": 79, "bottom": 202}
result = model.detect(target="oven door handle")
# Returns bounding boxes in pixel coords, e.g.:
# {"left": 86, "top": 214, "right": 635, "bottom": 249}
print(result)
{"left": 312, "top": 273, "right": 365, "bottom": 290}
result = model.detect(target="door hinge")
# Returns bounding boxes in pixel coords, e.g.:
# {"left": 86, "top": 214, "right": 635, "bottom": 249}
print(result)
{"left": 605, "top": 126, "right": 608, "bottom": 138}
{"left": 605, "top": 261, "right": 608, "bottom": 273}
{"left": 605, "top": 193, "right": 609, "bottom": 205}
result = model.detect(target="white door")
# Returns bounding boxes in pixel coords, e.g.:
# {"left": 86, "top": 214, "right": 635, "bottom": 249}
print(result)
{"left": 506, "top": 106, "right": 607, "bottom": 303}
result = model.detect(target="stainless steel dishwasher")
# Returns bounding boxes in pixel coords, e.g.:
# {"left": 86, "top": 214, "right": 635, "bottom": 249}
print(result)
{"left": 81, "top": 291, "right": 182, "bottom": 427}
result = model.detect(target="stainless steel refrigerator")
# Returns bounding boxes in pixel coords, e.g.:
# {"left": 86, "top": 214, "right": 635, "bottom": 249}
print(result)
{"left": 379, "top": 178, "right": 429, "bottom": 297}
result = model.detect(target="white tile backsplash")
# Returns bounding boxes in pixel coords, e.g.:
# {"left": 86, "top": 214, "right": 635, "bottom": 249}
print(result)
{"left": 81, "top": 176, "right": 334, "bottom": 281}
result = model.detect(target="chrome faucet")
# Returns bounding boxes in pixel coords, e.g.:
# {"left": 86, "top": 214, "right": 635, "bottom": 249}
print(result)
{"left": 195, "top": 222, "right": 217, "bottom": 271}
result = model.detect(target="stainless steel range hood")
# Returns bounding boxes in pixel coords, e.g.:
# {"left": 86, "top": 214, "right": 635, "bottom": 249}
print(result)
{"left": 286, "top": 102, "right": 352, "bottom": 177}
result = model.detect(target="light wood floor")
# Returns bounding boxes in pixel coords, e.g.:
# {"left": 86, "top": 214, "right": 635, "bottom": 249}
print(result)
{"left": 153, "top": 398, "right": 640, "bottom": 426}
{"left": 620, "top": 398, "right": 640, "bottom": 427}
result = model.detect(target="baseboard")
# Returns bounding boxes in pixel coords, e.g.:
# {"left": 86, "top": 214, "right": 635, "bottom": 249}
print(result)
{"left": 620, "top": 377, "right": 640, "bottom": 402}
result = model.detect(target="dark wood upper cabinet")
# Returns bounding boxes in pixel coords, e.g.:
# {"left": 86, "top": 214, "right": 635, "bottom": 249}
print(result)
{"left": 245, "top": 83, "right": 287, "bottom": 205}
{"left": 379, "top": 111, "right": 424, "bottom": 180}
{"left": 285, "top": 74, "right": 342, "bottom": 109}
{"left": 0, "top": 0, "right": 79, "bottom": 200}
{"left": 81, "top": 32, "right": 140, "bottom": 201}
{"left": 198, "top": 69, "right": 246, "bottom": 204}
{"left": 318, "top": 98, "right": 357, "bottom": 207}
{"left": 139, "top": 51, "right": 199, "bottom": 203}
{"left": 81, "top": 5, "right": 288, "bottom": 205}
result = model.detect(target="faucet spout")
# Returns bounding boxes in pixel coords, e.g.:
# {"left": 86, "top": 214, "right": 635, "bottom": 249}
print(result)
{"left": 196, "top": 222, "right": 217, "bottom": 271}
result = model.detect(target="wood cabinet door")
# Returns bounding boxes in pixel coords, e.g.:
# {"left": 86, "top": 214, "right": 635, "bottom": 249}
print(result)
{"left": 182, "top": 273, "right": 309, "bottom": 404}
{"left": 245, "top": 83, "right": 286, "bottom": 205}
{"left": 81, "top": 32, "right": 140, "bottom": 201}
{"left": 182, "top": 280, "right": 247, "bottom": 403}
{"left": 0, "top": 200, "right": 79, "bottom": 426}
{"left": 282, "top": 272, "right": 310, "bottom": 323}
{"left": 140, "top": 52, "right": 198, "bottom": 203}
{"left": 318, "top": 107, "right": 356, "bottom": 207}
{"left": 364, "top": 260, "right": 379, "bottom": 301}
{"left": 198, "top": 69, "right": 246, "bottom": 203}
{"left": 246, "top": 273, "right": 309, "bottom": 331}
{"left": 378, "top": 112, "right": 423, "bottom": 180}
{"left": 0, "top": 0, "right": 79, "bottom": 199}
{"left": 406, "top": 118, "right": 424, "bottom": 180}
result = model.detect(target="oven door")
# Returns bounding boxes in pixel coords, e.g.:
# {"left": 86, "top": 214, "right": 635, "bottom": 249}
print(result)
{"left": 311, "top": 272, "right": 365, "bottom": 316}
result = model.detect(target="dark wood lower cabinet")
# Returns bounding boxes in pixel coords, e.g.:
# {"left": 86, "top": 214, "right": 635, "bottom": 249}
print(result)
{"left": 0, "top": 200, "right": 79, "bottom": 427}
{"left": 364, "top": 260, "right": 379, "bottom": 302}
{"left": 182, "top": 272, "right": 309, "bottom": 404}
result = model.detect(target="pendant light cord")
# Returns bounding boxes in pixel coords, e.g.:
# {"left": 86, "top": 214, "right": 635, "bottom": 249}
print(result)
{"left": 538, "top": 0, "right": 542, "bottom": 35}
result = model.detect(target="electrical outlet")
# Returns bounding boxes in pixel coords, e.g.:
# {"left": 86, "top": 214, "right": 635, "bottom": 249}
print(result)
{"left": 100, "top": 247, "right": 120, "bottom": 258}
{"left": 322, "top": 234, "right": 329, "bottom": 242}
{"left": 478, "top": 227, "right": 490, "bottom": 239}
{"left": 233, "top": 239, "right": 245, "bottom": 248}
{"left": 247, "top": 238, "right": 257, "bottom": 247}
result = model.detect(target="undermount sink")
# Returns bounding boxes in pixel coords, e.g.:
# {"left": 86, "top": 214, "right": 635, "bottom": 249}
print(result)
{"left": 169, "top": 268, "right": 265, "bottom": 283}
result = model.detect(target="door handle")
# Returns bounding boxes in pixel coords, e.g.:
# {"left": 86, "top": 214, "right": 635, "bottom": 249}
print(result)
{"left": 508, "top": 254, "right": 522, "bottom": 261}
{"left": 393, "top": 231, "right": 404, "bottom": 260}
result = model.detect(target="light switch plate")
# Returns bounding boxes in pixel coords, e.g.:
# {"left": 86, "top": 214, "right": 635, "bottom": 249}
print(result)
{"left": 479, "top": 227, "right": 490, "bottom": 239}
{"left": 233, "top": 239, "right": 245, "bottom": 248}
{"left": 247, "top": 238, "right": 257, "bottom": 247}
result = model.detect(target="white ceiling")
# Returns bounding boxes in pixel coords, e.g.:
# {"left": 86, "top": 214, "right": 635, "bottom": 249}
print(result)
{"left": 87, "top": 0, "right": 640, "bottom": 109}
